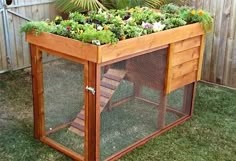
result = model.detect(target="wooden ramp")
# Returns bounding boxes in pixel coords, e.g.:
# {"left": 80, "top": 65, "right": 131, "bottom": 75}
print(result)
{"left": 69, "top": 69, "right": 127, "bottom": 136}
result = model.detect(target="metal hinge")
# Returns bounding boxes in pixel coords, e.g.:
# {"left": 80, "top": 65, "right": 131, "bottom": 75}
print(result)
{"left": 85, "top": 86, "right": 96, "bottom": 95}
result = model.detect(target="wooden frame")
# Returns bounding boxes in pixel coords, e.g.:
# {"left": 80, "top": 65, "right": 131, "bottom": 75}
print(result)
{"left": 27, "top": 23, "right": 205, "bottom": 161}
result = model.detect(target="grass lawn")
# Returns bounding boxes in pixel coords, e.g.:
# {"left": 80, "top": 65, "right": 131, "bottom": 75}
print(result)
{"left": 0, "top": 69, "right": 236, "bottom": 161}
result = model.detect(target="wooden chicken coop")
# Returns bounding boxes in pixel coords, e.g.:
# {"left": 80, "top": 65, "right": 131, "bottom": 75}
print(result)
{"left": 27, "top": 23, "right": 205, "bottom": 161}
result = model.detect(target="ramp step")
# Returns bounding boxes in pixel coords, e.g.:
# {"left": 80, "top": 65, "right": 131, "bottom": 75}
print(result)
{"left": 77, "top": 113, "right": 85, "bottom": 120}
{"left": 104, "top": 73, "right": 123, "bottom": 82}
{"left": 71, "top": 122, "right": 84, "bottom": 131}
{"left": 100, "top": 90, "right": 112, "bottom": 98}
{"left": 100, "top": 101, "right": 107, "bottom": 107}
{"left": 69, "top": 68, "right": 127, "bottom": 136}
{"left": 101, "top": 81, "right": 116, "bottom": 90}
{"left": 69, "top": 127, "right": 84, "bottom": 136}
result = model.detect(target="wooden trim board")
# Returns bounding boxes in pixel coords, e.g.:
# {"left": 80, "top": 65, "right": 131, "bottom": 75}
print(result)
{"left": 27, "top": 23, "right": 204, "bottom": 64}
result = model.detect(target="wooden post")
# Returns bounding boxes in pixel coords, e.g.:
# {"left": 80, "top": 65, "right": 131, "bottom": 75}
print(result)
{"left": 30, "top": 44, "right": 45, "bottom": 139}
{"left": 133, "top": 82, "right": 141, "bottom": 97}
{"left": 182, "top": 83, "right": 194, "bottom": 115}
{"left": 157, "top": 90, "right": 167, "bottom": 129}
{"left": 85, "top": 62, "right": 99, "bottom": 161}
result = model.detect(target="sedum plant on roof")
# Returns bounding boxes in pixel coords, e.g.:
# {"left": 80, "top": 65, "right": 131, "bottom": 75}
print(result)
{"left": 21, "top": 4, "right": 213, "bottom": 46}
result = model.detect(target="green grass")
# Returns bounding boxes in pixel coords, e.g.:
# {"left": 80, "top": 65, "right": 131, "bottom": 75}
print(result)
{"left": 0, "top": 70, "right": 236, "bottom": 161}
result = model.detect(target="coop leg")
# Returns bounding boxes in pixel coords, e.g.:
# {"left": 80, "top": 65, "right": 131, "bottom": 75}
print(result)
{"left": 157, "top": 90, "right": 167, "bottom": 130}
{"left": 133, "top": 82, "right": 141, "bottom": 97}
{"left": 85, "top": 62, "right": 99, "bottom": 161}
{"left": 30, "top": 44, "right": 45, "bottom": 139}
{"left": 182, "top": 83, "right": 194, "bottom": 115}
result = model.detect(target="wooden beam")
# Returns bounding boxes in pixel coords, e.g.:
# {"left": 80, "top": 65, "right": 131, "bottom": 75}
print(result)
{"left": 197, "top": 35, "right": 206, "bottom": 80}
{"left": 105, "top": 115, "right": 192, "bottom": 161}
{"left": 182, "top": 83, "right": 194, "bottom": 115}
{"left": 30, "top": 44, "right": 45, "bottom": 139}
{"left": 85, "top": 62, "right": 98, "bottom": 161}
{"left": 157, "top": 90, "right": 167, "bottom": 129}
{"left": 165, "top": 44, "right": 174, "bottom": 94}
{"left": 41, "top": 137, "right": 84, "bottom": 161}
{"left": 46, "top": 122, "right": 72, "bottom": 135}
{"left": 135, "top": 97, "right": 185, "bottom": 117}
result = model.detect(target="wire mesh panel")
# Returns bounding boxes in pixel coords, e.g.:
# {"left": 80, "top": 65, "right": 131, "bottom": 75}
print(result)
{"left": 42, "top": 55, "right": 85, "bottom": 156}
{"left": 99, "top": 49, "right": 169, "bottom": 159}
{"left": 98, "top": 48, "right": 196, "bottom": 159}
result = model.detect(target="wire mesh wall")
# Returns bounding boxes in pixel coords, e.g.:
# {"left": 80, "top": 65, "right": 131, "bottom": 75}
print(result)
{"left": 43, "top": 56, "right": 85, "bottom": 156}
{"left": 95, "top": 49, "right": 193, "bottom": 160}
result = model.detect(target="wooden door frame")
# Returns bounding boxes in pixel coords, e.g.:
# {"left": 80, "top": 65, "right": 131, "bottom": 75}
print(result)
{"left": 30, "top": 44, "right": 100, "bottom": 161}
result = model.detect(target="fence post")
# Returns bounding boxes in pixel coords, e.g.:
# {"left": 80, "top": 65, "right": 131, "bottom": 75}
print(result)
{"left": 1, "top": 0, "right": 13, "bottom": 70}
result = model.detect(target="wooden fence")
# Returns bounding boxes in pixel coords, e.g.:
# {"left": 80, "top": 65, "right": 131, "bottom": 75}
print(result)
{"left": 0, "top": 0, "right": 236, "bottom": 88}
{"left": 193, "top": 0, "right": 236, "bottom": 88}
{"left": 0, "top": 0, "right": 58, "bottom": 72}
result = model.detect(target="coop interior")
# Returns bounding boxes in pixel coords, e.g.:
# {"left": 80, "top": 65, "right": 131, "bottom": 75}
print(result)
{"left": 42, "top": 48, "right": 194, "bottom": 160}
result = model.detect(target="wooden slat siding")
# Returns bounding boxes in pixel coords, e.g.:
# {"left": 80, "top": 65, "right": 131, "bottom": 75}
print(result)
{"left": 209, "top": 0, "right": 224, "bottom": 82}
{"left": 14, "top": 0, "right": 24, "bottom": 67}
{"left": 173, "top": 36, "right": 201, "bottom": 53}
{"left": 0, "top": 0, "right": 58, "bottom": 71}
{"left": 99, "top": 23, "right": 204, "bottom": 63}
{"left": 230, "top": 8, "right": 236, "bottom": 87}
{"left": 194, "top": 0, "right": 203, "bottom": 8}
{"left": 223, "top": 0, "right": 236, "bottom": 85}
{"left": 171, "top": 71, "right": 198, "bottom": 92}
{"left": 166, "top": 36, "right": 202, "bottom": 93}
{"left": 22, "top": 0, "right": 30, "bottom": 67}
{"left": 233, "top": 46, "right": 236, "bottom": 87}
{"left": 216, "top": 0, "right": 232, "bottom": 84}
{"left": 0, "top": 12, "right": 7, "bottom": 70}
{"left": 172, "top": 59, "right": 199, "bottom": 79}
{"left": 192, "top": 0, "right": 236, "bottom": 88}
{"left": 8, "top": 10, "right": 17, "bottom": 69}
{"left": 49, "top": 2, "right": 58, "bottom": 19}
{"left": 201, "top": 0, "right": 215, "bottom": 80}
{"left": 22, "top": 0, "right": 33, "bottom": 67}
{"left": 172, "top": 47, "right": 200, "bottom": 66}
{"left": 27, "top": 33, "right": 99, "bottom": 62}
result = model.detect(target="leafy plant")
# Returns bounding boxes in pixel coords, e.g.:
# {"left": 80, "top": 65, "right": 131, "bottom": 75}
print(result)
{"left": 54, "top": 0, "right": 106, "bottom": 12}
{"left": 102, "top": 0, "right": 161, "bottom": 9}
{"left": 54, "top": 0, "right": 191, "bottom": 12}
{"left": 20, "top": 21, "right": 51, "bottom": 35}
{"left": 21, "top": 5, "right": 213, "bottom": 45}
{"left": 69, "top": 12, "right": 87, "bottom": 24}
{"left": 178, "top": 7, "right": 213, "bottom": 32}
{"left": 79, "top": 29, "right": 118, "bottom": 45}
{"left": 196, "top": 10, "right": 213, "bottom": 32}
{"left": 163, "top": 17, "right": 186, "bottom": 29}
{"left": 160, "top": 3, "right": 179, "bottom": 14}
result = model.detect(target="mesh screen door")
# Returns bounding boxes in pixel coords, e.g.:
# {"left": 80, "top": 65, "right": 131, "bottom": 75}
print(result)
{"left": 98, "top": 48, "right": 194, "bottom": 160}
{"left": 42, "top": 54, "right": 87, "bottom": 158}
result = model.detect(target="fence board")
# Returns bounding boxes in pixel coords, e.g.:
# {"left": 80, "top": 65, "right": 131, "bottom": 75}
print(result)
{"left": 194, "top": 0, "right": 236, "bottom": 88}
{"left": 1, "top": 0, "right": 236, "bottom": 88}
{"left": 0, "top": 11, "right": 7, "bottom": 71}
{"left": 0, "top": 0, "right": 58, "bottom": 71}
